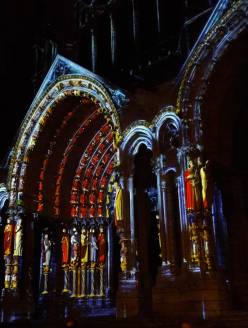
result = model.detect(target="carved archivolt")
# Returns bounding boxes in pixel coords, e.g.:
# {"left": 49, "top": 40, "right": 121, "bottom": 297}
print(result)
{"left": 7, "top": 74, "right": 121, "bottom": 210}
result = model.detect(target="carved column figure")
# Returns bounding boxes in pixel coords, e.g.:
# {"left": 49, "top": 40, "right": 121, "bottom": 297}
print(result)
{"left": 79, "top": 225, "right": 89, "bottom": 297}
{"left": 183, "top": 156, "right": 202, "bottom": 270}
{"left": 114, "top": 180, "right": 123, "bottom": 226}
{"left": 12, "top": 215, "right": 23, "bottom": 289}
{"left": 184, "top": 158, "right": 201, "bottom": 213}
{"left": 97, "top": 225, "right": 107, "bottom": 296}
{"left": 41, "top": 231, "right": 52, "bottom": 295}
{"left": 197, "top": 157, "right": 214, "bottom": 212}
{"left": 4, "top": 217, "right": 14, "bottom": 289}
{"left": 197, "top": 156, "right": 215, "bottom": 272}
{"left": 61, "top": 228, "right": 70, "bottom": 293}
{"left": 70, "top": 227, "right": 80, "bottom": 298}
{"left": 114, "top": 177, "right": 128, "bottom": 276}
{"left": 88, "top": 225, "right": 98, "bottom": 296}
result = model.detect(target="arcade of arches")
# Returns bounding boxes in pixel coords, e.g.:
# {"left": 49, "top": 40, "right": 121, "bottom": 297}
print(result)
{"left": 1, "top": 1, "right": 248, "bottom": 322}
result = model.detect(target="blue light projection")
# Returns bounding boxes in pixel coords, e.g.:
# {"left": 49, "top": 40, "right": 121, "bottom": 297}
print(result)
{"left": 121, "top": 124, "right": 153, "bottom": 156}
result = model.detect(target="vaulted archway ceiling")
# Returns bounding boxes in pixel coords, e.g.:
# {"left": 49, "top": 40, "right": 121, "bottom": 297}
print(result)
{"left": 17, "top": 94, "right": 117, "bottom": 221}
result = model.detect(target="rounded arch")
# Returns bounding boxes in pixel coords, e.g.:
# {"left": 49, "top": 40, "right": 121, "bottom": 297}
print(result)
{"left": 121, "top": 121, "right": 154, "bottom": 156}
{"left": 120, "top": 121, "right": 154, "bottom": 176}
{"left": 152, "top": 106, "right": 181, "bottom": 151}
{"left": 152, "top": 105, "right": 181, "bottom": 140}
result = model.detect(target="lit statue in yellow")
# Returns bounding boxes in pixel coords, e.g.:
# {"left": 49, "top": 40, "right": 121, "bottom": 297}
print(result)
{"left": 197, "top": 157, "right": 213, "bottom": 210}
{"left": 114, "top": 182, "right": 123, "bottom": 225}
{"left": 80, "top": 226, "right": 89, "bottom": 266}
{"left": 113, "top": 129, "right": 122, "bottom": 167}
{"left": 112, "top": 129, "right": 122, "bottom": 149}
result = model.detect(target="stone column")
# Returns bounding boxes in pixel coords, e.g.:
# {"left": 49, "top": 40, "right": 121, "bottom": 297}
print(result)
{"left": 98, "top": 265, "right": 105, "bottom": 297}
{"left": 176, "top": 175, "right": 188, "bottom": 267}
{"left": 106, "top": 224, "right": 112, "bottom": 296}
{"left": 161, "top": 180, "right": 170, "bottom": 267}
{"left": 127, "top": 175, "right": 137, "bottom": 274}
{"left": 110, "top": 13, "right": 117, "bottom": 67}
{"left": 154, "top": 161, "right": 167, "bottom": 265}
{"left": 62, "top": 265, "right": 70, "bottom": 294}
{"left": 12, "top": 212, "right": 24, "bottom": 291}
{"left": 116, "top": 173, "right": 139, "bottom": 318}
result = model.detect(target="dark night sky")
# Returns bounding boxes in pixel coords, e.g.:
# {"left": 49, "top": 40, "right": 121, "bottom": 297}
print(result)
{"left": 1, "top": 1, "right": 75, "bottom": 163}
{"left": 1, "top": 0, "right": 213, "bottom": 164}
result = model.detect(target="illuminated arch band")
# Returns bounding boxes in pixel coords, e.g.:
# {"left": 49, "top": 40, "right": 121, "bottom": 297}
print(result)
{"left": 7, "top": 55, "right": 123, "bottom": 212}
{"left": 176, "top": 0, "right": 248, "bottom": 145}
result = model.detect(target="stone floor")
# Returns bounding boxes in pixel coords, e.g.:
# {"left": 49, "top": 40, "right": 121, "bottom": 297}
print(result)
{"left": 1, "top": 296, "right": 248, "bottom": 328}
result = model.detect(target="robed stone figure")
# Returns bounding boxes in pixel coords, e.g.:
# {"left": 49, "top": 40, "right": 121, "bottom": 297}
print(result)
{"left": 4, "top": 219, "right": 14, "bottom": 256}
{"left": 81, "top": 226, "right": 89, "bottom": 265}
{"left": 42, "top": 233, "right": 52, "bottom": 267}
{"left": 184, "top": 159, "right": 201, "bottom": 211}
{"left": 97, "top": 226, "right": 107, "bottom": 266}
{"left": 88, "top": 226, "right": 98, "bottom": 266}
{"left": 13, "top": 218, "right": 23, "bottom": 257}
{"left": 61, "top": 228, "right": 69, "bottom": 265}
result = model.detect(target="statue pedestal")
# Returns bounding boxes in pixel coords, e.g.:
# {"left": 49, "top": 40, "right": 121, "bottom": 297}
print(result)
{"left": 116, "top": 273, "right": 139, "bottom": 318}
{"left": 61, "top": 265, "right": 70, "bottom": 294}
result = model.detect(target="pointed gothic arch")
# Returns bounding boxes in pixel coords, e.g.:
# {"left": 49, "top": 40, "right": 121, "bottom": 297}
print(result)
{"left": 3, "top": 55, "right": 125, "bottom": 304}
{"left": 7, "top": 56, "right": 122, "bottom": 219}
